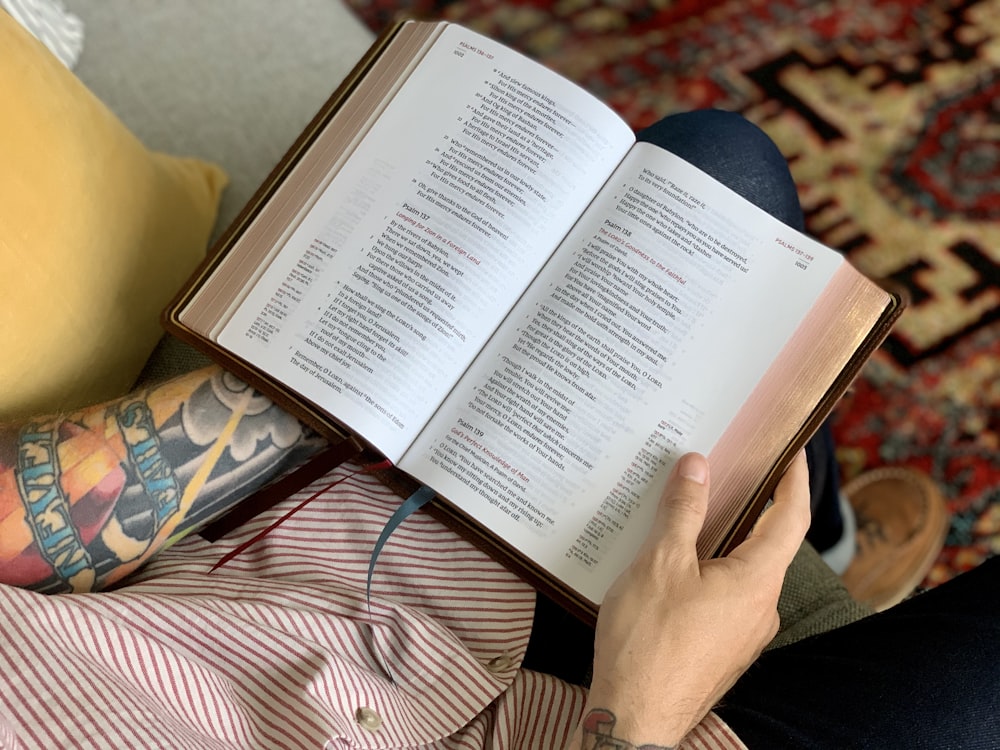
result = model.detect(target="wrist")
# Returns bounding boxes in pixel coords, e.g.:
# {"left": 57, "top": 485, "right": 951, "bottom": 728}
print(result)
{"left": 567, "top": 693, "right": 697, "bottom": 750}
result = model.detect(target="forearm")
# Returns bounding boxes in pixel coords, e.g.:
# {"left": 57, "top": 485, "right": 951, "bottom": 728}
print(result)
{"left": 0, "top": 365, "right": 326, "bottom": 593}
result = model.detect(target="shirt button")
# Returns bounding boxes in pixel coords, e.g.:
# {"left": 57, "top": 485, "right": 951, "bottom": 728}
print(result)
{"left": 355, "top": 706, "right": 382, "bottom": 732}
{"left": 485, "top": 653, "right": 513, "bottom": 673}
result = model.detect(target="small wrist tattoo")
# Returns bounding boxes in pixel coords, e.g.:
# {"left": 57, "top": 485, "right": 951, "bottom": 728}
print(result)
{"left": 580, "top": 709, "right": 676, "bottom": 750}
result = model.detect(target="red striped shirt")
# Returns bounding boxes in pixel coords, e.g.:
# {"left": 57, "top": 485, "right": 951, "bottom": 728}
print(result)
{"left": 0, "top": 465, "right": 745, "bottom": 749}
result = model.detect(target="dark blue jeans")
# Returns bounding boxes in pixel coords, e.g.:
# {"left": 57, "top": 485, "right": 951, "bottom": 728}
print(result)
{"left": 524, "top": 110, "right": 1000, "bottom": 749}
{"left": 717, "top": 556, "right": 1000, "bottom": 748}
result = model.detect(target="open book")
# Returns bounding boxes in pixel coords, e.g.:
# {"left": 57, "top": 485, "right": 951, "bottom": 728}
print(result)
{"left": 164, "top": 20, "right": 902, "bottom": 619}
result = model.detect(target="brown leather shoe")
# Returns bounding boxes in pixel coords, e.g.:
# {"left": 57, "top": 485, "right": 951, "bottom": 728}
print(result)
{"left": 839, "top": 467, "right": 949, "bottom": 611}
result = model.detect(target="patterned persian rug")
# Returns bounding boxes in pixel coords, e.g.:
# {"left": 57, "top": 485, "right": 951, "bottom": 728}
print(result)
{"left": 346, "top": 0, "right": 1000, "bottom": 585}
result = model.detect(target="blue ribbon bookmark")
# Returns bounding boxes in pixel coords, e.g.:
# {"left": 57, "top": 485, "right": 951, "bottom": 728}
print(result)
{"left": 365, "top": 484, "right": 437, "bottom": 680}
{"left": 366, "top": 484, "right": 436, "bottom": 600}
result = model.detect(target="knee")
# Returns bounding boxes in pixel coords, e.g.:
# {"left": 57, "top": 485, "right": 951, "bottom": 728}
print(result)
{"left": 638, "top": 109, "right": 761, "bottom": 148}
{"left": 636, "top": 110, "right": 804, "bottom": 230}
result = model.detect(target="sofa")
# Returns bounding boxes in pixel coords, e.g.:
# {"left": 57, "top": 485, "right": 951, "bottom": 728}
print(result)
{"left": 13, "top": 0, "right": 870, "bottom": 646}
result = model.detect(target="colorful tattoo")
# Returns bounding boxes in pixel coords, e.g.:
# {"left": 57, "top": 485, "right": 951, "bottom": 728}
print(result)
{"left": 114, "top": 399, "right": 182, "bottom": 532}
{"left": 15, "top": 422, "right": 95, "bottom": 591}
{"left": 580, "top": 709, "right": 676, "bottom": 750}
{"left": 1, "top": 366, "right": 326, "bottom": 593}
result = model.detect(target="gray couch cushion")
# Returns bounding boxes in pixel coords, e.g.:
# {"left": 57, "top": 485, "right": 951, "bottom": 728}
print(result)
{"left": 66, "top": 0, "right": 375, "bottom": 381}
{"left": 67, "top": 0, "right": 374, "bottom": 236}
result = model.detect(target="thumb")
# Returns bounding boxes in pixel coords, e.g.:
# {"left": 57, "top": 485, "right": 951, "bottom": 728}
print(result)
{"left": 644, "top": 453, "right": 711, "bottom": 560}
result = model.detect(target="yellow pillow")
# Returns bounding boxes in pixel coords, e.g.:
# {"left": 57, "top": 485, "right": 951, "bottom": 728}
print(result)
{"left": 0, "top": 11, "right": 227, "bottom": 421}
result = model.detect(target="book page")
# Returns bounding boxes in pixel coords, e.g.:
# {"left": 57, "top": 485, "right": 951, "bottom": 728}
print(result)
{"left": 402, "top": 143, "right": 845, "bottom": 603}
{"left": 217, "top": 24, "right": 633, "bottom": 461}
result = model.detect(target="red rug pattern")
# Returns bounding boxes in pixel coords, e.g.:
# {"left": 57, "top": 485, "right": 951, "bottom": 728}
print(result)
{"left": 346, "top": 0, "right": 1000, "bottom": 585}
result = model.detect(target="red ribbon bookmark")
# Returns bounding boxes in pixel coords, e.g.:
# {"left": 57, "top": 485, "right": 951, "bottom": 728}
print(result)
{"left": 210, "top": 457, "right": 393, "bottom": 572}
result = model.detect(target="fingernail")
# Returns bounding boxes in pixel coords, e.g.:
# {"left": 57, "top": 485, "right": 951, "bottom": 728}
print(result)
{"left": 677, "top": 453, "right": 708, "bottom": 484}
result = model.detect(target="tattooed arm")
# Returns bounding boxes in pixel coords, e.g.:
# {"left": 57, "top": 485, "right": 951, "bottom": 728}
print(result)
{"left": 0, "top": 365, "right": 327, "bottom": 593}
{"left": 567, "top": 452, "right": 811, "bottom": 750}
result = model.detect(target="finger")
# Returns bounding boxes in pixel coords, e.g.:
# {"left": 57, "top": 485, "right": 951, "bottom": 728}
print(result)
{"left": 643, "top": 453, "right": 712, "bottom": 559}
{"left": 729, "top": 450, "right": 811, "bottom": 569}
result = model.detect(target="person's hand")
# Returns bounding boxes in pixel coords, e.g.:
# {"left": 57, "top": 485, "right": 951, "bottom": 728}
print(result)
{"left": 568, "top": 451, "right": 811, "bottom": 749}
